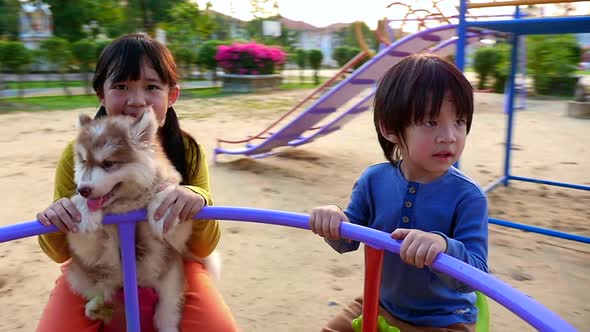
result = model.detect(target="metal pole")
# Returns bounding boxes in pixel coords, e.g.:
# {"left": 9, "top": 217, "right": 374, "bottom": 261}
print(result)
{"left": 502, "top": 7, "right": 521, "bottom": 186}
{"left": 468, "top": 0, "right": 581, "bottom": 9}
{"left": 119, "top": 223, "right": 141, "bottom": 332}
{"left": 454, "top": 0, "right": 468, "bottom": 170}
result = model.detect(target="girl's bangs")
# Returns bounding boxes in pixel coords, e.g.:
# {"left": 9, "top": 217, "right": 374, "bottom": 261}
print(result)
{"left": 105, "top": 38, "right": 175, "bottom": 86}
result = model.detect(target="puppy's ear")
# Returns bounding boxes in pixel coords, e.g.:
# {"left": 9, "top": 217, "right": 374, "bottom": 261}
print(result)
{"left": 130, "top": 111, "right": 157, "bottom": 143}
{"left": 77, "top": 113, "right": 93, "bottom": 128}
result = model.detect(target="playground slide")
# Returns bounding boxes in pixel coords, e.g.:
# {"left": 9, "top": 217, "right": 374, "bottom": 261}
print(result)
{"left": 214, "top": 24, "right": 489, "bottom": 159}
{"left": 300, "top": 29, "right": 496, "bottom": 146}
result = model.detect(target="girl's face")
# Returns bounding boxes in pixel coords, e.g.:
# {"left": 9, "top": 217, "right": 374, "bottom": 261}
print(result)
{"left": 98, "top": 63, "right": 179, "bottom": 124}
{"left": 380, "top": 95, "right": 467, "bottom": 183}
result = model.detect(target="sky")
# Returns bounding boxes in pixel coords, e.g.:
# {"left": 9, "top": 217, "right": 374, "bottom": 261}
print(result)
{"left": 195, "top": 0, "right": 590, "bottom": 31}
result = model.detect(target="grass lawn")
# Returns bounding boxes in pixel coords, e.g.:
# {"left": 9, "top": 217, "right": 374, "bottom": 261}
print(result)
{"left": 0, "top": 82, "right": 321, "bottom": 113}
{"left": 5, "top": 80, "right": 87, "bottom": 89}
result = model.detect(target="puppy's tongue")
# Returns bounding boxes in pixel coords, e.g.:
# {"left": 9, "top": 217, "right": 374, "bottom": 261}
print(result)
{"left": 87, "top": 197, "right": 105, "bottom": 211}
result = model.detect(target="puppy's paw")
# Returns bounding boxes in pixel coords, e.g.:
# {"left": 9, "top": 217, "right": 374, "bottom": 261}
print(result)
{"left": 71, "top": 195, "right": 103, "bottom": 233}
{"left": 147, "top": 185, "right": 179, "bottom": 239}
{"left": 85, "top": 295, "right": 113, "bottom": 322}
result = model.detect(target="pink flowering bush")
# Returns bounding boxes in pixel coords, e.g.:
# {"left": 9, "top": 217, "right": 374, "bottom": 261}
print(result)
{"left": 215, "top": 42, "right": 287, "bottom": 75}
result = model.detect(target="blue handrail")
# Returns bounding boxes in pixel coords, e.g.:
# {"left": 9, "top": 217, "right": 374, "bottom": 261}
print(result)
{"left": 0, "top": 206, "right": 576, "bottom": 332}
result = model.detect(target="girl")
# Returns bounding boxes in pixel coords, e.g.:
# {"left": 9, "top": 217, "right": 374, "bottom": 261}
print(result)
{"left": 35, "top": 33, "right": 239, "bottom": 332}
{"left": 309, "top": 54, "right": 489, "bottom": 332}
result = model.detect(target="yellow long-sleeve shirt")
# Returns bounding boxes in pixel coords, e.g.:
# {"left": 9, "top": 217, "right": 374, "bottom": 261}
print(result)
{"left": 38, "top": 136, "right": 220, "bottom": 263}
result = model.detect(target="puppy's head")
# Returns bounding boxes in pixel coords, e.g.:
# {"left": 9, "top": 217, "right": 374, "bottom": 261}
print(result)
{"left": 74, "top": 111, "right": 159, "bottom": 211}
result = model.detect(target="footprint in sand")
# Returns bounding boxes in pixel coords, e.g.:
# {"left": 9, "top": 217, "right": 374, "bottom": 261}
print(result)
{"left": 493, "top": 238, "right": 513, "bottom": 248}
{"left": 227, "top": 227, "right": 241, "bottom": 234}
{"left": 509, "top": 268, "right": 534, "bottom": 282}
{"left": 328, "top": 266, "right": 353, "bottom": 278}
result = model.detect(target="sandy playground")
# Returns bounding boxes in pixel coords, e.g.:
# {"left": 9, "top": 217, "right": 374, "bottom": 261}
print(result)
{"left": 0, "top": 89, "right": 588, "bottom": 331}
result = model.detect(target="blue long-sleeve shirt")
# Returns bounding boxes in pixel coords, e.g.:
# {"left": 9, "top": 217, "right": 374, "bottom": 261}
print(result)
{"left": 327, "top": 162, "right": 488, "bottom": 327}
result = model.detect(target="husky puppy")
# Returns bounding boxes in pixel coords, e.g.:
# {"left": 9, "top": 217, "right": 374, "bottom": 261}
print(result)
{"left": 66, "top": 111, "right": 214, "bottom": 332}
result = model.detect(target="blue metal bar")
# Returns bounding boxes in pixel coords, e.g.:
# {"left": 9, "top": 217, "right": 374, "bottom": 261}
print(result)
{"left": 512, "top": 6, "right": 528, "bottom": 113}
{"left": 454, "top": 0, "right": 468, "bottom": 171}
{"left": 465, "top": 16, "right": 590, "bottom": 35}
{"left": 119, "top": 222, "right": 141, "bottom": 332}
{"left": 384, "top": 14, "right": 520, "bottom": 23}
{"left": 455, "top": 1, "right": 467, "bottom": 71}
{"left": 502, "top": 27, "right": 520, "bottom": 186}
{"left": 509, "top": 175, "right": 590, "bottom": 191}
{"left": 483, "top": 175, "right": 507, "bottom": 193}
{"left": 0, "top": 207, "right": 578, "bottom": 331}
{"left": 489, "top": 217, "right": 590, "bottom": 244}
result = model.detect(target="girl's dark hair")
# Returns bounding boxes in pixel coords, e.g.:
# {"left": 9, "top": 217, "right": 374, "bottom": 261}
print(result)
{"left": 92, "top": 34, "right": 200, "bottom": 184}
{"left": 373, "top": 54, "right": 474, "bottom": 165}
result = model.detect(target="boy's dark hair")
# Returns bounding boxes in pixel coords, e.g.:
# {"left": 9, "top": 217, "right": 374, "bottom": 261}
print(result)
{"left": 373, "top": 54, "right": 474, "bottom": 165}
{"left": 92, "top": 33, "right": 200, "bottom": 184}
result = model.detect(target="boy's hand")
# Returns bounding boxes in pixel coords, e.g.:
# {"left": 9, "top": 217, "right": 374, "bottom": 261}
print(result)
{"left": 309, "top": 205, "right": 349, "bottom": 240}
{"left": 391, "top": 229, "right": 447, "bottom": 268}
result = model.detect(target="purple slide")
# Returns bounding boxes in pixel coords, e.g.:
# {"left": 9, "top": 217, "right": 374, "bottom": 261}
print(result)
{"left": 214, "top": 24, "right": 493, "bottom": 159}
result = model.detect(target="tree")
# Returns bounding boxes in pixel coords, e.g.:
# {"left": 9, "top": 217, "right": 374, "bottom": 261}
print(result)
{"left": 39, "top": 37, "right": 73, "bottom": 95}
{"left": 491, "top": 43, "right": 511, "bottom": 93}
{"left": 124, "top": 0, "right": 184, "bottom": 35}
{"left": 335, "top": 22, "right": 378, "bottom": 52}
{"left": 0, "top": 41, "right": 33, "bottom": 97}
{"left": 165, "top": 1, "right": 201, "bottom": 41}
{"left": 473, "top": 47, "right": 500, "bottom": 90}
{"left": 332, "top": 46, "right": 366, "bottom": 70}
{"left": 295, "top": 49, "right": 306, "bottom": 83}
{"left": 0, "top": 40, "right": 7, "bottom": 90}
{"left": 527, "top": 34, "right": 582, "bottom": 96}
{"left": 71, "top": 39, "right": 97, "bottom": 93}
{"left": 196, "top": 2, "right": 217, "bottom": 40}
{"left": 197, "top": 40, "right": 225, "bottom": 81}
{"left": 332, "top": 47, "right": 351, "bottom": 68}
{"left": 164, "top": 1, "right": 208, "bottom": 78}
{"left": 89, "top": 1, "right": 127, "bottom": 39}
{"left": 0, "top": 0, "right": 20, "bottom": 40}
{"left": 96, "top": 39, "right": 113, "bottom": 60}
{"left": 307, "top": 49, "right": 323, "bottom": 85}
{"left": 169, "top": 43, "right": 198, "bottom": 79}
{"left": 46, "top": 0, "right": 91, "bottom": 41}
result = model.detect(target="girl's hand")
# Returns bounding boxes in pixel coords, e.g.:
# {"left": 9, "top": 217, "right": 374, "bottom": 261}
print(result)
{"left": 36, "top": 197, "right": 81, "bottom": 233}
{"left": 309, "top": 205, "right": 349, "bottom": 240}
{"left": 154, "top": 186, "right": 205, "bottom": 232}
{"left": 391, "top": 229, "right": 447, "bottom": 268}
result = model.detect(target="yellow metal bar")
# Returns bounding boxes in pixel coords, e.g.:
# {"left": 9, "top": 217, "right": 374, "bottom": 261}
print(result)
{"left": 468, "top": 0, "right": 582, "bottom": 9}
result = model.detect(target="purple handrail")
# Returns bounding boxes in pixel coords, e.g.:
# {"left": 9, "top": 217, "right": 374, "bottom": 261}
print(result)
{"left": 0, "top": 206, "right": 577, "bottom": 332}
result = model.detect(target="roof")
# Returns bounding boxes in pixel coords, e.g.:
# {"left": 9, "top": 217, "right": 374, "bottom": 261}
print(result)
{"left": 279, "top": 17, "right": 318, "bottom": 31}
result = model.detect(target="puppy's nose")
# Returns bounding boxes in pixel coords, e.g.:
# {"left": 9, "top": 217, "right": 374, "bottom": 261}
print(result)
{"left": 78, "top": 186, "right": 92, "bottom": 198}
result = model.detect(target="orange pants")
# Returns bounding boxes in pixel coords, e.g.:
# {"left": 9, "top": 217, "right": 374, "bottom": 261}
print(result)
{"left": 36, "top": 261, "right": 240, "bottom": 332}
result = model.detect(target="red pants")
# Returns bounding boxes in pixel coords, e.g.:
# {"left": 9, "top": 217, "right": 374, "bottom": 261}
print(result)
{"left": 36, "top": 261, "right": 239, "bottom": 332}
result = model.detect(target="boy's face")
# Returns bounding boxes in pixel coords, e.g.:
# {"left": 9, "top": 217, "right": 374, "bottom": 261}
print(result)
{"left": 381, "top": 95, "right": 468, "bottom": 183}
{"left": 99, "top": 63, "right": 179, "bottom": 124}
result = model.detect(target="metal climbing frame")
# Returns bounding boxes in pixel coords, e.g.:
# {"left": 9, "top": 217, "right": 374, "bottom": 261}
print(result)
{"left": 456, "top": 0, "right": 590, "bottom": 244}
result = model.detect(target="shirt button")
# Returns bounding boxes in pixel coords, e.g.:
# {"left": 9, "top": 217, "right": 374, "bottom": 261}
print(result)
{"left": 402, "top": 216, "right": 410, "bottom": 223}
{"left": 405, "top": 201, "right": 412, "bottom": 208}
{"left": 409, "top": 187, "right": 416, "bottom": 194}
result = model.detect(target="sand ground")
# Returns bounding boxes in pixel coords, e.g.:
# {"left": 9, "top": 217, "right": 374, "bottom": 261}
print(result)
{"left": 0, "top": 90, "right": 588, "bottom": 331}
